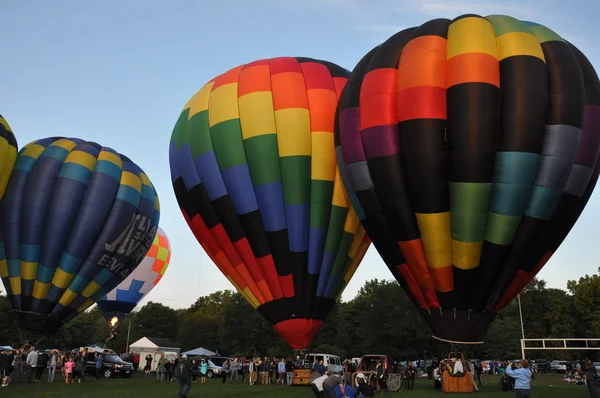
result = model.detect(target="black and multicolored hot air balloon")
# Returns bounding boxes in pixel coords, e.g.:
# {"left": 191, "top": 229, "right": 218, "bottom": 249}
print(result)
{"left": 0, "top": 114, "right": 18, "bottom": 200}
{"left": 170, "top": 57, "right": 370, "bottom": 349}
{"left": 97, "top": 226, "right": 171, "bottom": 326}
{"left": 0, "top": 137, "right": 160, "bottom": 333}
{"left": 335, "top": 15, "right": 600, "bottom": 343}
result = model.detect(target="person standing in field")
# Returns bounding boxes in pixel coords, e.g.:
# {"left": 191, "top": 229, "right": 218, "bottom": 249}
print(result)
{"left": 64, "top": 356, "right": 74, "bottom": 385}
{"left": 505, "top": 360, "right": 532, "bottom": 398}
{"left": 175, "top": 354, "right": 193, "bottom": 398}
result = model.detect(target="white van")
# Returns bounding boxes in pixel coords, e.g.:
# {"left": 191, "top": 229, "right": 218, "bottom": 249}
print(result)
{"left": 304, "top": 353, "right": 344, "bottom": 373}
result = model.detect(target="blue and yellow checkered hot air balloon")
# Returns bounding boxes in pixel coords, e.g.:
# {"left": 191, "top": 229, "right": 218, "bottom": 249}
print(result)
{"left": 0, "top": 114, "right": 18, "bottom": 200}
{"left": 96, "top": 226, "right": 171, "bottom": 326}
{"left": 0, "top": 137, "right": 160, "bottom": 333}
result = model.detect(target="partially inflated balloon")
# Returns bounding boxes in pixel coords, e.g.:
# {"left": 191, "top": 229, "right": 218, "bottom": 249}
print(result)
{"left": 170, "top": 57, "right": 370, "bottom": 349}
{"left": 0, "top": 137, "right": 160, "bottom": 333}
{"left": 96, "top": 226, "right": 171, "bottom": 325}
{"left": 335, "top": 15, "right": 600, "bottom": 343}
{"left": 0, "top": 115, "right": 18, "bottom": 200}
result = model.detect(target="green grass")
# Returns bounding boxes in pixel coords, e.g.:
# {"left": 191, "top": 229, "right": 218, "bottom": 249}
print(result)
{"left": 1, "top": 372, "right": 593, "bottom": 397}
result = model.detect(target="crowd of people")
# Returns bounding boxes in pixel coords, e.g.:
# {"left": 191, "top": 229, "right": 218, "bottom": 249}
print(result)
{"left": 2, "top": 344, "right": 599, "bottom": 398}
{"left": 0, "top": 345, "right": 111, "bottom": 389}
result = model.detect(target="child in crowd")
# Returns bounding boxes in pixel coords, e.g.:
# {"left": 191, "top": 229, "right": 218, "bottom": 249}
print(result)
{"left": 64, "top": 356, "right": 75, "bottom": 385}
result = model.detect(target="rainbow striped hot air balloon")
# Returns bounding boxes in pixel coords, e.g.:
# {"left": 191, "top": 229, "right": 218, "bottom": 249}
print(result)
{"left": 335, "top": 15, "right": 600, "bottom": 344}
{"left": 96, "top": 226, "right": 171, "bottom": 325}
{"left": 170, "top": 57, "right": 370, "bottom": 349}
{"left": 0, "top": 114, "right": 18, "bottom": 200}
{"left": 0, "top": 137, "right": 160, "bottom": 333}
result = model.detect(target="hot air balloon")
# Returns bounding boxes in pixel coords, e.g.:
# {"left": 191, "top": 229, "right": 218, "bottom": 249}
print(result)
{"left": 335, "top": 15, "right": 600, "bottom": 344}
{"left": 96, "top": 226, "right": 171, "bottom": 326}
{"left": 0, "top": 137, "right": 160, "bottom": 334}
{"left": 169, "top": 57, "right": 370, "bottom": 349}
{"left": 0, "top": 114, "right": 18, "bottom": 200}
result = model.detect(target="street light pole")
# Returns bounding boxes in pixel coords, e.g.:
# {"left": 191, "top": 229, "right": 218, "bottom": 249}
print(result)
{"left": 125, "top": 320, "right": 132, "bottom": 353}
{"left": 518, "top": 294, "right": 526, "bottom": 359}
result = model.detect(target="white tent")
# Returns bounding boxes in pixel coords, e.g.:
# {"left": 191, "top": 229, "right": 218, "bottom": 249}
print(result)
{"left": 129, "top": 337, "right": 180, "bottom": 371}
{"left": 182, "top": 347, "right": 216, "bottom": 357}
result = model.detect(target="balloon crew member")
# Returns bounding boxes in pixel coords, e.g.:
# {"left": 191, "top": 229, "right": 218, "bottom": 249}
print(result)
{"left": 95, "top": 353, "right": 103, "bottom": 380}
{"left": 452, "top": 358, "right": 464, "bottom": 377}
{"left": 35, "top": 350, "right": 48, "bottom": 382}
{"left": 475, "top": 362, "right": 483, "bottom": 386}
{"left": 582, "top": 359, "right": 598, "bottom": 398}
{"left": 221, "top": 359, "right": 230, "bottom": 383}
{"left": 48, "top": 350, "right": 58, "bottom": 383}
{"left": 0, "top": 349, "right": 15, "bottom": 387}
{"left": 311, "top": 371, "right": 328, "bottom": 397}
{"left": 355, "top": 372, "right": 375, "bottom": 397}
{"left": 406, "top": 360, "right": 416, "bottom": 390}
{"left": 322, "top": 370, "right": 347, "bottom": 398}
{"left": 283, "top": 357, "right": 292, "bottom": 386}
{"left": 376, "top": 361, "right": 385, "bottom": 390}
{"left": 74, "top": 352, "right": 86, "bottom": 384}
{"left": 175, "top": 354, "right": 193, "bottom": 398}
{"left": 25, "top": 347, "right": 38, "bottom": 384}
{"left": 504, "top": 360, "right": 532, "bottom": 398}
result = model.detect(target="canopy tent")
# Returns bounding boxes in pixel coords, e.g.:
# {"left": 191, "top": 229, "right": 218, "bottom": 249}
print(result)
{"left": 129, "top": 337, "right": 180, "bottom": 371}
{"left": 182, "top": 347, "right": 216, "bottom": 357}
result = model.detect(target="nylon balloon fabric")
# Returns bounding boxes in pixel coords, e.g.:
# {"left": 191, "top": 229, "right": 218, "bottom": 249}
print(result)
{"left": 335, "top": 15, "right": 600, "bottom": 344}
{"left": 96, "top": 226, "right": 171, "bottom": 324}
{"left": 0, "top": 115, "right": 18, "bottom": 200}
{"left": 0, "top": 137, "right": 160, "bottom": 334}
{"left": 170, "top": 57, "right": 370, "bottom": 349}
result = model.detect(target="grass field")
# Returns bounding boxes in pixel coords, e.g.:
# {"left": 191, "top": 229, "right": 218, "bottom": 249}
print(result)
{"left": 1, "top": 372, "right": 594, "bottom": 397}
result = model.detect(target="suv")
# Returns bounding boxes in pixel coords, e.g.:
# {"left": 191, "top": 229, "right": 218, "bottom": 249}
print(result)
{"left": 86, "top": 352, "right": 134, "bottom": 378}
{"left": 205, "top": 356, "right": 232, "bottom": 378}
{"left": 550, "top": 360, "right": 568, "bottom": 373}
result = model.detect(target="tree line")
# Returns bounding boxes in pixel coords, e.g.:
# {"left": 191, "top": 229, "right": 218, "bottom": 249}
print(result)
{"left": 1, "top": 268, "right": 599, "bottom": 361}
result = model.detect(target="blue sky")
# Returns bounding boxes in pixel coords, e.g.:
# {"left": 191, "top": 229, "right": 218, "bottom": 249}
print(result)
{"left": 2, "top": 0, "right": 599, "bottom": 310}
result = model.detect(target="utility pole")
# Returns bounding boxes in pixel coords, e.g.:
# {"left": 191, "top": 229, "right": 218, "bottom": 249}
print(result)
{"left": 518, "top": 294, "right": 526, "bottom": 359}
{"left": 125, "top": 320, "right": 132, "bottom": 353}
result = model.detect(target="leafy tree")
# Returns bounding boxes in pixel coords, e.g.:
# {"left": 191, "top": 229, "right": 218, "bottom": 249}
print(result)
{"left": 133, "top": 301, "right": 180, "bottom": 340}
{"left": 568, "top": 268, "right": 600, "bottom": 336}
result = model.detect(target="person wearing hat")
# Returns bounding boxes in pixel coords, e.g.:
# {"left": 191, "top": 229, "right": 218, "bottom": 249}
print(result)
{"left": 175, "top": 354, "right": 193, "bottom": 398}
{"left": 355, "top": 372, "right": 374, "bottom": 397}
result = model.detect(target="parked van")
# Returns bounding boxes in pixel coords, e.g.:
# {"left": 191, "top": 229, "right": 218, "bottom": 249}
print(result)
{"left": 304, "top": 353, "right": 343, "bottom": 373}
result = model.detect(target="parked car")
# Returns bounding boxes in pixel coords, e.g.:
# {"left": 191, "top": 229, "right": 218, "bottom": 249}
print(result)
{"left": 550, "top": 360, "right": 568, "bottom": 373}
{"left": 85, "top": 351, "right": 134, "bottom": 378}
{"left": 200, "top": 356, "right": 233, "bottom": 378}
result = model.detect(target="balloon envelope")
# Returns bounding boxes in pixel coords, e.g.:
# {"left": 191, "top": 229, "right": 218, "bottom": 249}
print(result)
{"left": 97, "top": 226, "right": 171, "bottom": 324}
{"left": 0, "top": 114, "right": 18, "bottom": 200}
{"left": 170, "top": 57, "right": 370, "bottom": 349}
{"left": 335, "top": 15, "right": 600, "bottom": 343}
{"left": 0, "top": 137, "right": 160, "bottom": 333}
